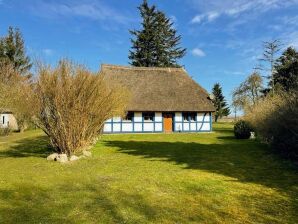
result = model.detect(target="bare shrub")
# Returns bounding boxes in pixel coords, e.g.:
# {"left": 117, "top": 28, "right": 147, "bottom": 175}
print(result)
{"left": 0, "top": 60, "right": 35, "bottom": 131}
{"left": 245, "top": 91, "right": 298, "bottom": 161}
{"left": 33, "top": 60, "right": 127, "bottom": 155}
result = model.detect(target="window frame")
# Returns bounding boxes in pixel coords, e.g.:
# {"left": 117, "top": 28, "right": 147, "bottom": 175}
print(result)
{"left": 182, "top": 112, "right": 190, "bottom": 122}
{"left": 142, "top": 112, "right": 154, "bottom": 122}
{"left": 189, "top": 112, "right": 197, "bottom": 122}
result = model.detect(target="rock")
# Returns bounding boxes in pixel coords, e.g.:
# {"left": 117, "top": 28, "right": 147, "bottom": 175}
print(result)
{"left": 69, "top": 155, "right": 79, "bottom": 161}
{"left": 47, "top": 153, "right": 59, "bottom": 161}
{"left": 82, "top": 150, "right": 92, "bottom": 157}
{"left": 56, "top": 154, "right": 68, "bottom": 163}
{"left": 250, "top": 132, "right": 256, "bottom": 139}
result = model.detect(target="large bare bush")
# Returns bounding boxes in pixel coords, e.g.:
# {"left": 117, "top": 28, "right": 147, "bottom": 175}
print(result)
{"left": 34, "top": 61, "right": 127, "bottom": 155}
{"left": 245, "top": 91, "right": 298, "bottom": 161}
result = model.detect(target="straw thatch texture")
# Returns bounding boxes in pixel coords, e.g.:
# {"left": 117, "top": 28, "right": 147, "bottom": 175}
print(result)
{"left": 101, "top": 64, "right": 215, "bottom": 112}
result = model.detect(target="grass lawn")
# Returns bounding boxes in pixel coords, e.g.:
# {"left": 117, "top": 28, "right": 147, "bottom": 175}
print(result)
{"left": 0, "top": 123, "right": 297, "bottom": 223}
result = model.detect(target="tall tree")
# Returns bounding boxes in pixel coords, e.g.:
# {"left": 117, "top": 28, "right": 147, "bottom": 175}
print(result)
{"left": 232, "top": 72, "right": 263, "bottom": 112}
{"left": 129, "top": 0, "right": 186, "bottom": 67}
{"left": 258, "top": 40, "right": 282, "bottom": 94}
{"left": 273, "top": 47, "right": 298, "bottom": 91}
{"left": 0, "top": 26, "right": 32, "bottom": 74}
{"left": 211, "top": 83, "right": 230, "bottom": 122}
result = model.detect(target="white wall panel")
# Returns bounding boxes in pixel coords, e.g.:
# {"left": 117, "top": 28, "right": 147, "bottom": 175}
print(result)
{"left": 183, "top": 122, "right": 190, "bottom": 131}
{"left": 122, "top": 123, "right": 133, "bottom": 132}
{"left": 197, "top": 113, "right": 204, "bottom": 122}
{"left": 200, "top": 123, "right": 211, "bottom": 131}
{"left": 175, "top": 112, "right": 182, "bottom": 122}
{"left": 204, "top": 113, "right": 210, "bottom": 122}
{"left": 155, "top": 112, "right": 162, "bottom": 122}
{"left": 134, "top": 112, "right": 142, "bottom": 122}
{"left": 134, "top": 123, "right": 142, "bottom": 132}
{"left": 113, "top": 123, "right": 121, "bottom": 132}
{"left": 103, "top": 123, "right": 111, "bottom": 132}
{"left": 155, "top": 123, "right": 162, "bottom": 131}
{"left": 190, "top": 123, "right": 196, "bottom": 131}
{"left": 144, "top": 122, "right": 154, "bottom": 131}
{"left": 175, "top": 123, "right": 182, "bottom": 131}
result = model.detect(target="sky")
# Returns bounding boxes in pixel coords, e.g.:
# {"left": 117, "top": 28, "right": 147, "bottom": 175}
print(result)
{"left": 1, "top": 0, "right": 298, "bottom": 105}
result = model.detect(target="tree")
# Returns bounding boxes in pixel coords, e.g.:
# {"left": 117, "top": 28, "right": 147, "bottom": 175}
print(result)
{"left": 0, "top": 26, "right": 32, "bottom": 74}
{"left": 273, "top": 47, "right": 298, "bottom": 91}
{"left": 129, "top": 0, "right": 186, "bottom": 67}
{"left": 232, "top": 72, "right": 263, "bottom": 113}
{"left": 0, "top": 60, "right": 34, "bottom": 131}
{"left": 258, "top": 40, "right": 282, "bottom": 94}
{"left": 211, "top": 83, "right": 230, "bottom": 122}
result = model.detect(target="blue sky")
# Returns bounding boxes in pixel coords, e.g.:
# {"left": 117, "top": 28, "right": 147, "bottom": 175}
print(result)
{"left": 1, "top": 0, "right": 298, "bottom": 104}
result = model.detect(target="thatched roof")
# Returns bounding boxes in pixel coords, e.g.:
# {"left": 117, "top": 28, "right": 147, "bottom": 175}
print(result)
{"left": 100, "top": 64, "right": 215, "bottom": 112}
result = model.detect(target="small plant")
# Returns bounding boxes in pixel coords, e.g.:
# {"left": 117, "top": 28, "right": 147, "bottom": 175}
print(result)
{"left": 234, "top": 120, "right": 251, "bottom": 139}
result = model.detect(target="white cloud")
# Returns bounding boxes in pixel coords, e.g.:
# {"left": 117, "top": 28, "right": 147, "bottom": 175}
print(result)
{"left": 28, "top": 0, "right": 130, "bottom": 24}
{"left": 190, "top": 0, "right": 298, "bottom": 24}
{"left": 191, "top": 48, "right": 206, "bottom": 57}
{"left": 191, "top": 11, "right": 219, "bottom": 24}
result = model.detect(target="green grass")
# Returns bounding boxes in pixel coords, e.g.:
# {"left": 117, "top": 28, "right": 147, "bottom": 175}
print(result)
{"left": 0, "top": 123, "right": 297, "bottom": 223}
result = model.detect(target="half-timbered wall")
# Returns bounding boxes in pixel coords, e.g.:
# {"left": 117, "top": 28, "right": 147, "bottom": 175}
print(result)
{"left": 103, "top": 112, "right": 212, "bottom": 133}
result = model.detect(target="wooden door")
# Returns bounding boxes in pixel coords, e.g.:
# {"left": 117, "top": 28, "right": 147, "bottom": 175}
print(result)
{"left": 164, "top": 114, "right": 173, "bottom": 132}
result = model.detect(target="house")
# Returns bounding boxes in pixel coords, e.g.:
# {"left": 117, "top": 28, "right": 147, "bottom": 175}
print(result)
{"left": 0, "top": 110, "right": 18, "bottom": 130}
{"left": 101, "top": 64, "right": 215, "bottom": 133}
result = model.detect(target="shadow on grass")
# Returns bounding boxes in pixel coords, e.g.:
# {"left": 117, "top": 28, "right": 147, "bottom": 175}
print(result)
{"left": 0, "top": 135, "right": 52, "bottom": 158}
{"left": 104, "top": 140, "right": 298, "bottom": 192}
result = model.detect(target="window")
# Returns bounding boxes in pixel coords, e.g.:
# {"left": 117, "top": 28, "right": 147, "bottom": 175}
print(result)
{"left": 123, "top": 112, "right": 134, "bottom": 121}
{"left": 143, "top": 112, "right": 154, "bottom": 121}
{"left": 183, "top": 112, "right": 189, "bottom": 121}
{"left": 183, "top": 112, "right": 197, "bottom": 122}
{"left": 189, "top": 112, "right": 196, "bottom": 121}
{"left": 2, "top": 116, "right": 4, "bottom": 124}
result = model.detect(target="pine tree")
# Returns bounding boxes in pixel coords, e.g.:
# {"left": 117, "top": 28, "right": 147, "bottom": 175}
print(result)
{"left": 274, "top": 47, "right": 298, "bottom": 91}
{"left": 212, "top": 83, "right": 230, "bottom": 122}
{"left": 0, "top": 26, "right": 32, "bottom": 74}
{"left": 258, "top": 40, "right": 282, "bottom": 94}
{"left": 129, "top": 0, "right": 186, "bottom": 67}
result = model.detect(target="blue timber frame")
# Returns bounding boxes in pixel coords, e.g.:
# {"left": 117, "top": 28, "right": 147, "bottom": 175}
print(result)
{"left": 103, "top": 112, "right": 163, "bottom": 133}
{"left": 103, "top": 112, "right": 212, "bottom": 133}
{"left": 173, "top": 112, "right": 212, "bottom": 133}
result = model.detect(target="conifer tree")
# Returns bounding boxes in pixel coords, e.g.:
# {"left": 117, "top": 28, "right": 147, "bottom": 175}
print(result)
{"left": 0, "top": 26, "right": 32, "bottom": 74}
{"left": 274, "top": 47, "right": 298, "bottom": 91}
{"left": 129, "top": 0, "right": 186, "bottom": 67}
{"left": 212, "top": 83, "right": 230, "bottom": 122}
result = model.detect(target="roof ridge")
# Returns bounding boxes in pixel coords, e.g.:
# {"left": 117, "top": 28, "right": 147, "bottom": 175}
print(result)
{"left": 101, "top": 64, "right": 186, "bottom": 72}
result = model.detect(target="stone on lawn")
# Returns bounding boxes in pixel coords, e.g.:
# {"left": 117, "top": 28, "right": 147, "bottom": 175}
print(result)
{"left": 250, "top": 132, "right": 256, "bottom": 139}
{"left": 83, "top": 150, "right": 92, "bottom": 157}
{"left": 47, "top": 153, "right": 59, "bottom": 161}
{"left": 56, "top": 154, "right": 68, "bottom": 163}
{"left": 70, "top": 155, "right": 80, "bottom": 161}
